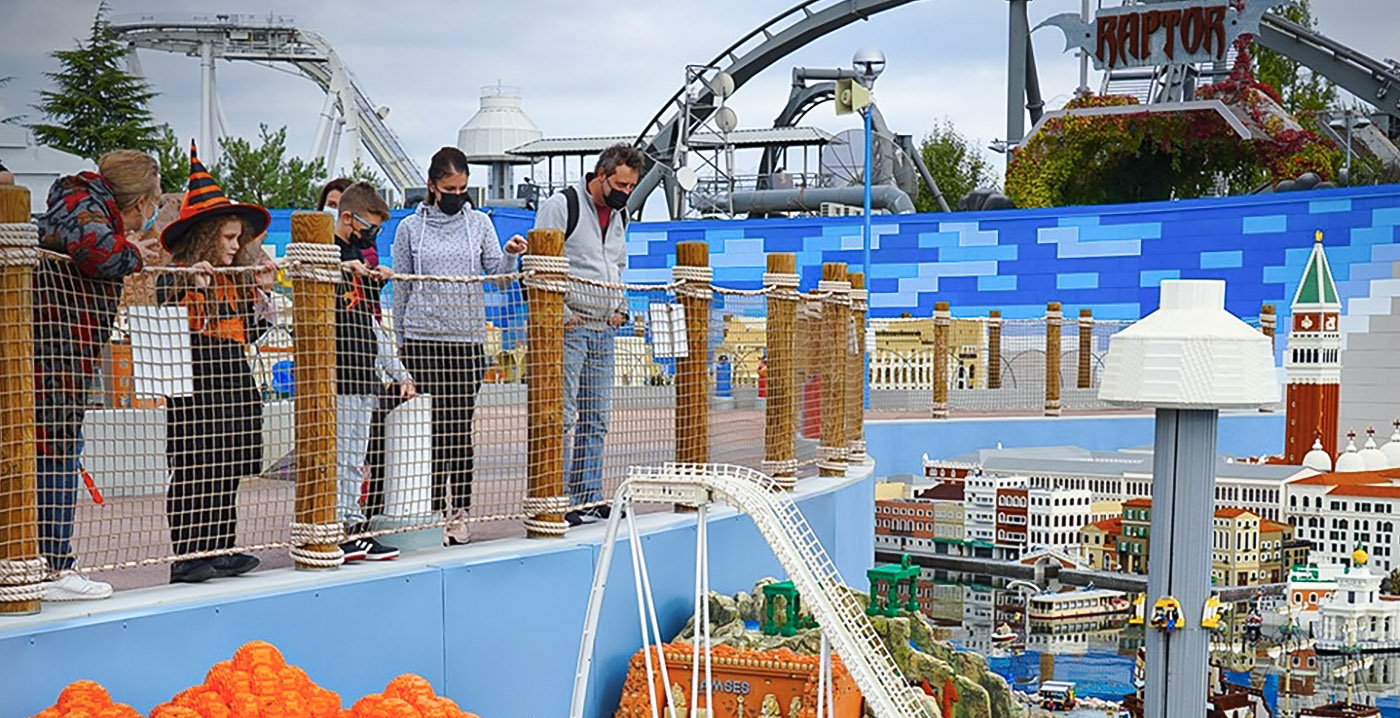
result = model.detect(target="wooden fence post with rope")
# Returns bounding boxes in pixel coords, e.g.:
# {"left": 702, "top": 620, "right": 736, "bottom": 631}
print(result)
{"left": 674, "top": 242, "right": 712, "bottom": 469}
{"left": 0, "top": 185, "right": 42, "bottom": 614}
{"left": 523, "top": 229, "right": 568, "bottom": 538}
{"left": 818, "top": 263, "right": 849, "bottom": 477}
{"left": 847, "top": 272, "right": 867, "bottom": 463}
{"left": 1077, "top": 308, "right": 1094, "bottom": 389}
{"left": 932, "top": 301, "right": 950, "bottom": 420}
{"left": 1045, "top": 301, "right": 1062, "bottom": 417}
{"left": 987, "top": 309, "right": 1003, "bottom": 390}
{"left": 763, "top": 253, "right": 799, "bottom": 490}
{"left": 287, "top": 211, "right": 343, "bottom": 570}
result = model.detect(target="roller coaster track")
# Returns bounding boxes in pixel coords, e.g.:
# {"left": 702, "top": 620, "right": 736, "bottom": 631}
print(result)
{"left": 627, "top": 0, "right": 925, "bottom": 215}
{"left": 1256, "top": 13, "right": 1400, "bottom": 120}
{"left": 571, "top": 463, "right": 932, "bottom": 718}
{"left": 109, "top": 15, "right": 423, "bottom": 194}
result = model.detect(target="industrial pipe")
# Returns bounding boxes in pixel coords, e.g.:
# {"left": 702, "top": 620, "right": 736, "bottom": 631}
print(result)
{"left": 689, "top": 185, "right": 915, "bottom": 215}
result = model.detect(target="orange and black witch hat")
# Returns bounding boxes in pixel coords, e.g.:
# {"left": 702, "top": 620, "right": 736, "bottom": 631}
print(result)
{"left": 159, "top": 140, "right": 271, "bottom": 253}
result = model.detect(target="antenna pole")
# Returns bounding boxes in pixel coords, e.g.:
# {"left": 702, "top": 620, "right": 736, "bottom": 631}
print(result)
{"left": 862, "top": 104, "right": 873, "bottom": 280}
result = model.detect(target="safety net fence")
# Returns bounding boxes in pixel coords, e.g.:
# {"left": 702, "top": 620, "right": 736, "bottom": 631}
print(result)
{"left": 0, "top": 227, "right": 876, "bottom": 599}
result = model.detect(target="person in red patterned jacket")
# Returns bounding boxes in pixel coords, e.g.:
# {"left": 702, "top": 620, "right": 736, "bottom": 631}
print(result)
{"left": 33, "top": 150, "right": 162, "bottom": 601}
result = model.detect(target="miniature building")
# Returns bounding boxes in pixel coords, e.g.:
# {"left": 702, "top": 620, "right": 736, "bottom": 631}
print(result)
{"left": 1079, "top": 517, "right": 1122, "bottom": 571}
{"left": 1314, "top": 547, "right": 1400, "bottom": 654}
{"left": 1283, "top": 463, "right": 1400, "bottom": 571}
{"left": 1119, "top": 498, "right": 1152, "bottom": 574}
{"left": 1284, "top": 231, "right": 1343, "bottom": 463}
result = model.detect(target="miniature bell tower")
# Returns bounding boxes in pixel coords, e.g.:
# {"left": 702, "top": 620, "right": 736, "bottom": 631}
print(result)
{"left": 1284, "top": 230, "right": 1342, "bottom": 463}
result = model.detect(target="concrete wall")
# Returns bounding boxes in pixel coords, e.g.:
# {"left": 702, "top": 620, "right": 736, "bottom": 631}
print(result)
{"left": 865, "top": 411, "right": 1285, "bottom": 477}
{"left": 0, "top": 469, "right": 873, "bottom": 718}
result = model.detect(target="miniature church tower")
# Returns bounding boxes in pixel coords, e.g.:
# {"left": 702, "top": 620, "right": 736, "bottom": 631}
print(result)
{"left": 1284, "top": 230, "right": 1342, "bottom": 463}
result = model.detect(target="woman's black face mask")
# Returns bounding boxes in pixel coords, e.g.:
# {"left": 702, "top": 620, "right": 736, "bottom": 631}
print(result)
{"left": 438, "top": 190, "right": 470, "bottom": 215}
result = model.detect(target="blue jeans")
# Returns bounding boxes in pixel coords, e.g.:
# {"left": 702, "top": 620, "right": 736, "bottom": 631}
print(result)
{"left": 563, "top": 326, "right": 615, "bottom": 505}
{"left": 37, "top": 434, "right": 84, "bottom": 572}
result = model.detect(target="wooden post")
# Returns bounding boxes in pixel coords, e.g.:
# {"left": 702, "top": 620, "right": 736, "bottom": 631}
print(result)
{"left": 818, "top": 263, "right": 849, "bottom": 477}
{"left": 763, "top": 253, "right": 799, "bottom": 489}
{"left": 0, "top": 185, "right": 41, "bottom": 615}
{"left": 986, "top": 309, "right": 1002, "bottom": 390}
{"left": 674, "top": 242, "right": 711, "bottom": 466}
{"left": 1260, "top": 304, "right": 1277, "bottom": 414}
{"left": 932, "top": 301, "right": 950, "bottom": 419}
{"left": 1045, "top": 301, "right": 1062, "bottom": 417}
{"left": 288, "top": 211, "right": 343, "bottom": 569}
{"left": 1077, "top": 308, "right": 1094, "bottom": 389}
{"left": 524, "top": 229, "right": 568, "bottom": 537}
{"left": 847, "top": 272, "right": 867, "bottom": 462}
{"left": 1260, "top": 304, "right": 1276, "bottom": 351}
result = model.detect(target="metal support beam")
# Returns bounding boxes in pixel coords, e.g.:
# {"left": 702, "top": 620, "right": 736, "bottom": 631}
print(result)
{"left": 1006, "top": 0, "right": 1030, "bottom": 146}
{"left": 199, "top": 41, "right": 217, "bottom": 166}
{"left": 1143, "top": 408, "right": 1219, "bottom": 718}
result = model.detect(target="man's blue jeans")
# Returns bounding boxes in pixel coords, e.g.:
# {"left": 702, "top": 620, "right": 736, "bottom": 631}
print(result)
{"left": 563, "top": 326, "right": 614, "bottom": 506}
{"left": 37, "top": 434, "right": 83, "bottom": 572}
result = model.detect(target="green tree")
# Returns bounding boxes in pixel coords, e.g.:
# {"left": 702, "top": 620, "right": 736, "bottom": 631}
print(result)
{"left": 1385, "top": 567, "right": 1400, "bottom": 597}
{"left": 31, "top": 4, "right": 161, "bottom": 160}
{"left": 346, "top": 157, "right": 383, "bottom": 188}
{"left": 914, "top": 119, "right": 998, "bottom": 212}
{"left": 212, "top": 124, "right": 326, "bottom": 208}
{"left": 155, "top": 125, "right": 189, "bottom": 194}
{"left": 1253, "top": 0, "right": 1337, "bottom": 116}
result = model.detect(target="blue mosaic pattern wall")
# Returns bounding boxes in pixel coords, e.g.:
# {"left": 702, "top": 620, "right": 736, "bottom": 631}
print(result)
{"left": 624, "top": 185, "right": 1400, "bottom": 325}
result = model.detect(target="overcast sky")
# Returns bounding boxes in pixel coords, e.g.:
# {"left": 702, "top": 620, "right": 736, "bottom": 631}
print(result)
{"left": 1, "top": 0, "right": 1394, "bottom": 200}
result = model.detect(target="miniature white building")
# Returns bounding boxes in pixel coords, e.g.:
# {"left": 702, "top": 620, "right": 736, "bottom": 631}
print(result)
{"left": 1028, "top": 487, "right": 1092, "bottom": 554}
{"left": 1314, "top": 548, "right": 1400, "bottom": 654}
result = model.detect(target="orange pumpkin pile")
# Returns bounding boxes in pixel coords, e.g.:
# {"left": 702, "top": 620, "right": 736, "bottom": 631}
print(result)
{"left": 32, "top": 680, "right": 142, "bottom": 718}
{"left": 343, "top": 675, "right": 478, "bottom": 718}
{"left": 148, "top": 641, "right": 342, "bottom": 718}
{"left": 33, "top": 641, "right": 483, "bottom": 718}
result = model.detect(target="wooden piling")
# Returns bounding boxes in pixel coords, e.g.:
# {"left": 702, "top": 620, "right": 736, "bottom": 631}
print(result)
{"left": 847, "top": 272, "right": 867, "bottom": 461}
{"left": 763, "top": 253, "right": 799, "bottom": 489}
{"left": 289, "top": 211, "right": 342, "bottom": 569}
{"left": 524, "top": 229, "right": 568, "bottom": 537}
{"left": 1045, "top": 301, "right": 1062, "bottom": 417}
{"left": 1077, "top": 308, "right": 1094, "bottom": 390}
{"left": 818, "top": 263, "right": 849, "bottom": 477}
{"left": 987, "top": 310, "right": 1002, "bottom": 390}
{"left": 0, "top": 185, "right": 41, "bottom": 614}
{"left": 675, "top": 242, "right": 711, "bottom": 466}
{"left": 932, "top": 301, "right": 950, "bottom": 419}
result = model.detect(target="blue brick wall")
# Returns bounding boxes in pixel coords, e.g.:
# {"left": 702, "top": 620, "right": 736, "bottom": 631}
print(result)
{"left": 620, "top": 185, "right": 1400, "bottom": 327}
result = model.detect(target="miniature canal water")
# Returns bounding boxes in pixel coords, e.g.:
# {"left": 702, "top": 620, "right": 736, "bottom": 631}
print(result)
{"left": 923, "top": 578, "right": 1400, "bottom": 717}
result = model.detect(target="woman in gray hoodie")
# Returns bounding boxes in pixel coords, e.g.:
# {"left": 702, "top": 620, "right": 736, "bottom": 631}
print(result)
{"left": 392, "top": 147, "right": 526, "bottom": 544}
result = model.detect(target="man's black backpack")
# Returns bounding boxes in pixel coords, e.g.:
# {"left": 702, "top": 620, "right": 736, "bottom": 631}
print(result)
{"left": 559, "top": 186, "right": 628, "bottom": 240}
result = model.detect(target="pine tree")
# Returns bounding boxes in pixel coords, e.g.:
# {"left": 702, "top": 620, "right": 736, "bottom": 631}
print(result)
{"left": 31, "top": 4, "right": 161, "bottom": 160}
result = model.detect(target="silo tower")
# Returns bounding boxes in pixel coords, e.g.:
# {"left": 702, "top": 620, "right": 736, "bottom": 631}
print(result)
{"left": 457, "top": 84, "right": 542, "bottom": 202}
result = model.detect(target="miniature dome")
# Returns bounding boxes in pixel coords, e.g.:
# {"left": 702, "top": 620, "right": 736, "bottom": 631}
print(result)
{"left": 1335, "top": 431, "right": 1366, "bottom": 473}
{"left": 1382, "top": 421, "right": 1400, "bottom": 469}
{"left": 1303, "top": 438, "right": 1333, "bottom": 472}
{"left": 1360, "top": 428, "right": 1389, "bottom": 470}
{"left": 456, "top": 85, "right": 542, "bottom": 165}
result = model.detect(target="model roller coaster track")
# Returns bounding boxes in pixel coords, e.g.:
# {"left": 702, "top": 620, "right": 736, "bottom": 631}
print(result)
{"left": 570, "top": 463, "right": 933, "bottom": 718}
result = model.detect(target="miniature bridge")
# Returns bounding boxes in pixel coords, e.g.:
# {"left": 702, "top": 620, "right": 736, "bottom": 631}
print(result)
{"left": 572, "top": 463, "right": 933, "bottom": 718}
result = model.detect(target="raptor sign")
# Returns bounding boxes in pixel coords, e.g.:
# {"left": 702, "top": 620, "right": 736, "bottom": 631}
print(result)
{"left": 1037, "top": 0, "right": 1289, "bottom": 71}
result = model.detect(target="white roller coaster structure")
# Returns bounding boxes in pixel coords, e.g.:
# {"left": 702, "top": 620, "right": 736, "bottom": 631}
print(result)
{"left": 109, "top": 13, "right": 422, "bottom": 196}
{"left": 571, "top": 462, "right": 934, "bottom": 718}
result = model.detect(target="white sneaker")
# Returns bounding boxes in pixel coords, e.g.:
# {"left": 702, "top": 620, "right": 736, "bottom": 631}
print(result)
{"left": 444, "top": 510, "right": 471, "bottom": 546}
{"left": 42, "top": 573, "right": 114, "bottom": 601}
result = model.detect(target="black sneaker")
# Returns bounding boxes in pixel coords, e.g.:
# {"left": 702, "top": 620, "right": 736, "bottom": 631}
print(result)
{"left": 340, "top": 540, "right": 369, "bottom": 562}
{"left": 360, "top": 536, "right": 399, "bottom": 561}
{"left": 210, "top": 553, "right": 260, "bottom": 578}
{"left": 565, "top": 506, "right": 612, "bottom": 527}
{"left": 170, "top": 559, "right": 217, "bottom": 584}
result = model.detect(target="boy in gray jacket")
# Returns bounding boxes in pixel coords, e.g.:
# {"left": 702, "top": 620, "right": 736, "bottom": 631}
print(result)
{"left": 533, "top": 144, "right": 645, "bottom": 525}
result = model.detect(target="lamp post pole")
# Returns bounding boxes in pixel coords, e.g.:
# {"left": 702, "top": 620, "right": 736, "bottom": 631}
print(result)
{"left": 862, "top": 103, "right": 873, "bottom": 281}
{"left": 1098, "top": 280, "right": 1278, "bottom": 718}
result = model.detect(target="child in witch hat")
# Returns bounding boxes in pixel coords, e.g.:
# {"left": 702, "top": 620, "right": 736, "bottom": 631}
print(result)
{"left": 157, "top": 141, "right": 277, "bottom": 584}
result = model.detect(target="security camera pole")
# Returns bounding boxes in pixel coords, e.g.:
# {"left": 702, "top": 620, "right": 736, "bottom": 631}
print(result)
{"left": 851, "top": 47, "right": 884, "bottom": 282}
{"left": 1098, "top": 280, "right": 1279, "bottom": 718}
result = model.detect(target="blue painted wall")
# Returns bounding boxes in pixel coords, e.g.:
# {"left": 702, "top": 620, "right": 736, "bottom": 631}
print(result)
{"left": 621, "top": 185, "right": 1400, "bottom": 328}
{"left": 0, "top": 474, "right": 872, "bottom": 718}
{"left": 864, "top": 411, "right": 1286, "bottom": 477}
